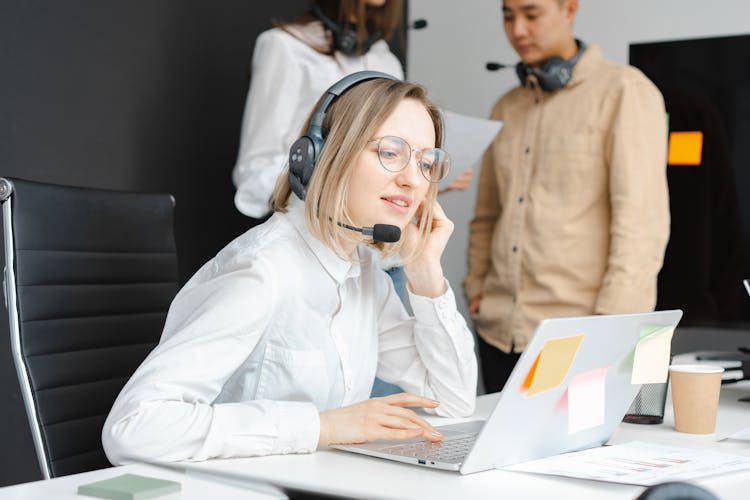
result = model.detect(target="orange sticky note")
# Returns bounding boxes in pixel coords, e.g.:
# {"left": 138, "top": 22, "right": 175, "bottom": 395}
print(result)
{"left": 520, "top": 352, "right": 541, "bottom": 391}
{"left": 668, "top": 131, "right": 703, "bottom": 165}
{"left": 568, "top": 366, "right": 608, "bottom": 434}
{"left": 526, "top": 334, "right": 584, "bottom": 397}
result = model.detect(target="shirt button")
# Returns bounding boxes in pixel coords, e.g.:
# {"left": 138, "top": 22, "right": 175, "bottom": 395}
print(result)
{"left": 512, "top": 245, "right": 518, "bottom": 253}
{"left": 535, "top": 97, "right": 540, "bottom": 104}
{"left": 518, "top": 196, "right": 524, "bottom": 204}
{"left": 524, "top": 147, "right": 530, "bottom": 155}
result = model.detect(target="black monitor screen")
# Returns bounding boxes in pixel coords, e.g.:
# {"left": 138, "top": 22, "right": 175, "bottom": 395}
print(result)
{"left": 630, "top": 34, "right": 750, "bottom": 327}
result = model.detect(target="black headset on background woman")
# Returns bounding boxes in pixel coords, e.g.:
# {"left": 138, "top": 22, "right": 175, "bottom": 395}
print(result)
{"left": 311, "top": 4, "right": 382, "bottom": 56}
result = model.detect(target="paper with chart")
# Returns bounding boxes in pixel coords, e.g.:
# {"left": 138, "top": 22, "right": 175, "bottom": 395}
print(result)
{"left": 439, "top": 110, "right": 503, "bottom": 190}
{"left": 504, "top": 441, "right": 750, "bottom": 486}
{"left": 728, "top": 427, "right": 750, "bottom": 441}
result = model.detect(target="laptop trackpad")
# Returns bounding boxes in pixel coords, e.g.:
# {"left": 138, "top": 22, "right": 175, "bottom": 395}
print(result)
{"left": 435, "top": 420, "right": 485, "bottom": 437}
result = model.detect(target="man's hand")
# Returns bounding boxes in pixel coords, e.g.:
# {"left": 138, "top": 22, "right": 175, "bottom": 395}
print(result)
{"left": 468, "top": 293, "right": 482, "bottom": 314}
{"left": 439, "top": 167, "right": 474, "bottom": 194}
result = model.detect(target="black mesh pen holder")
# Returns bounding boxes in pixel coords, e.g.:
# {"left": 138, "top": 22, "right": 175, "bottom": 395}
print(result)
{"left": 623, "top": 377, "right": 670, "bottom": 425}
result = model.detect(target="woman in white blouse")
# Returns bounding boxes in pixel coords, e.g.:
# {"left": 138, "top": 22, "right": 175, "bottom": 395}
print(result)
{"left": 232, "top": 0, "right": 404, "bottom": 219}
{"left": 102, "top": 75, "right": 477, "bottom": 463}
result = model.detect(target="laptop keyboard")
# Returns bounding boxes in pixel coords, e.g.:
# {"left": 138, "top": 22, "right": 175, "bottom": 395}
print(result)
{"left": 379, "top": 434, "right": 477, "bottom": 464}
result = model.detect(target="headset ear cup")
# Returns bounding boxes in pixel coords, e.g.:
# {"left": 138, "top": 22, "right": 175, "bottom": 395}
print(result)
{"left": 289, "top": 136, "right": 316, "bottom": 200}
{"left": 336, "top": 27, "right": 359, "bottom": 56}
{"left": 538, "top": 56, "right": 567, "bottom": 91}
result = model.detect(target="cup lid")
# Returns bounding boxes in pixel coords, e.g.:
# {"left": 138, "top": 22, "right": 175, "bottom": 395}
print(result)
{"left": 669, "top": 363, "right": 725, "bottom": 374}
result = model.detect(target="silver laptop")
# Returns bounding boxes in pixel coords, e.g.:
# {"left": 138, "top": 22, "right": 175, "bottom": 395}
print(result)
{"left": 334, "top": 310, "right": 683, "bottom": 474}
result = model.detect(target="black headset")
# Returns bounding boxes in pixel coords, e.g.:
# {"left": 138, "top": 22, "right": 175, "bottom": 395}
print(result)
{"left": 311, "top": 4, "right": 382, "bottom": 56}
{"left": 515, "top": 39, "right": 587, "bottom": 92}
{"left": 288, "top": 70, "right": 398, "bottom": 201}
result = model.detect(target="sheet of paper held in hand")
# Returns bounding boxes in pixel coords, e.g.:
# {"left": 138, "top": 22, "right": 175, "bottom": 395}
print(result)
{"left": 503, "top": 441, "right": 750, "bottom": 486}
{"left": 439, "top": 110, "right": 503, "bottom": 191}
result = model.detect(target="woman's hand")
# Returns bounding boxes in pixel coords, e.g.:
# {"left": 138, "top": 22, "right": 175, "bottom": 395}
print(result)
{"left": 401, "top": 200, "right": 453, "bottom": 298}
{"left": 318, "top": 393, "right": 443, "bottom": 447}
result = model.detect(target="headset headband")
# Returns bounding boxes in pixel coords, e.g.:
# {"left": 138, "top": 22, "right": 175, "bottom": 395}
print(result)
{"left": 289, "top": 71, "right": 399, "bottom": 200}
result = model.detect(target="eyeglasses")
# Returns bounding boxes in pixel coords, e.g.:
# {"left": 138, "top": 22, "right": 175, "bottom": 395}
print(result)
{"left": 368, "top": 136, "right": 451, "bottom": 183}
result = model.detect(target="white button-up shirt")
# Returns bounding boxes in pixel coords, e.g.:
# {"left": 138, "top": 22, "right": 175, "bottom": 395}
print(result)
{"left": 103, "top": 198, "right": 477, "bottom": 464}
{"left": 232, "top": 26, "right": 405, "bottom": 218}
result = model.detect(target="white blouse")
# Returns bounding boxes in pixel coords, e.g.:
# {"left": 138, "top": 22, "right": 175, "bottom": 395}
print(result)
{"left": 102, "top": 198, "right": 477, "bottom": 464}
{"left": 231, "top": 25, "right": 405, "bottom": 218}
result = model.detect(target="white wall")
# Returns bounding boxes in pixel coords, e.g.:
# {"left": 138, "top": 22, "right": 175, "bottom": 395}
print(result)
{"left": 408, "top": 0, "right": 750, "bottom": 319}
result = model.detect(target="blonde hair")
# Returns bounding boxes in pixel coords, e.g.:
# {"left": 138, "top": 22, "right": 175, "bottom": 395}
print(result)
{"left": 270, "top": 78, "right": 443, "bottom": 261}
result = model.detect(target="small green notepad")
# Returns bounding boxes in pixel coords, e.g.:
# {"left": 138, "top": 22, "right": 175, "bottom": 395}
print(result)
{"left": 77, "top": 473, "right": 181, "bottom": 500}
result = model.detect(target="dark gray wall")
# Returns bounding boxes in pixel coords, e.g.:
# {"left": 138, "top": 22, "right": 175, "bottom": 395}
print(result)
{"left": 0, "top": 0, "right": 312, "bottom": 485}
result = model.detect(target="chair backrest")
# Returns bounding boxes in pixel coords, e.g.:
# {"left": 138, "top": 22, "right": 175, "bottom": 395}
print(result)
{"left": 0, "top": 177, "right": 179, "bottom": 479}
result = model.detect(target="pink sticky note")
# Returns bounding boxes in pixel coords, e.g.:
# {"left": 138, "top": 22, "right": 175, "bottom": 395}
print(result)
{"left": 568, "top": 366, "right": 608, "bottom": 434}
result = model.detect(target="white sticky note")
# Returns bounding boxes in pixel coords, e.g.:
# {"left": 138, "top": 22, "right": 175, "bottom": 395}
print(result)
{"left": 568, "top": 367, "right": 608, "bottom": 434}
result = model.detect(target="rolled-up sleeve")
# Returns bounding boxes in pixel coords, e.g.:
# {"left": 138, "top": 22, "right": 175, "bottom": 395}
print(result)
{"left": 375, "top": 279, "right": 477, "bottom": 418}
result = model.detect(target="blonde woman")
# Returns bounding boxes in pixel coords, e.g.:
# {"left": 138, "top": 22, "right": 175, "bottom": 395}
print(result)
{"left": 103, "top": 74, "right": 477, "bottom": 463}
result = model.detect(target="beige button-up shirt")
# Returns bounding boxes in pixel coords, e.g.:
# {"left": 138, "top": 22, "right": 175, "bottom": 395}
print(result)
{"left": 465, "top": 45, "right": 670, "bottom": 353}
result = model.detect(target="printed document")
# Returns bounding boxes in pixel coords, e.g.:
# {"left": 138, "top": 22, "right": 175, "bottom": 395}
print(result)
{"left": 504, "top": 441, "right": 750, "bottom": 486}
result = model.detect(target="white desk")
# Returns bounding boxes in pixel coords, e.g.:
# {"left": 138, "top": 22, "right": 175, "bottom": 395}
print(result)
{"left": 0, "top": 463, "right": 283, "bottom": 499}
{"left": 172, "top": 382, "right": 750, "bottom": 500}
{"left": 2, "top": 383, "right": 749, "bottom": 500}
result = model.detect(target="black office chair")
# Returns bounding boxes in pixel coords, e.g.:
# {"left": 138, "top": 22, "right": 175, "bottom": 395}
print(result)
{"left": 635, "top": 481, "right": 719, "bottom": 500}
{"left": 0, "top": 177, "right": 179, "bottom": 479}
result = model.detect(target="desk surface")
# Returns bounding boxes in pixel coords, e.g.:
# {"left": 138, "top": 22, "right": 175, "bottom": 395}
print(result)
{"left": 3, "top": 384, "right": 749, "bottom": 500}
{"left": 174, "top": 383, "right": 750, "bottom": 500}
{"left": 0, "top": 463, "right": 282, "bottom": 500}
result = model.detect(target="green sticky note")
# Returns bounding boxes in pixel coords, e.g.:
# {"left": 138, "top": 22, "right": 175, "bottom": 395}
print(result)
{"left": 631, "top": 326, "right": 675, "bottom": 384}
{"left": 77, "top": 473, "right": 181, "bottom": 500}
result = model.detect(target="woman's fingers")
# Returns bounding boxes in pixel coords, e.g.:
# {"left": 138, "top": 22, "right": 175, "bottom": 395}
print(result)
{"left": 376, "top": 427, "right": 425, "bottom": 441}
{"left": 385, "top": 406, "right": 440, "bottom": 436}
{"left": 377, "top": 393, "right": 443, "bottom": 440}
{"left": 381, "top": 392, "right": 440, "bottom": 408}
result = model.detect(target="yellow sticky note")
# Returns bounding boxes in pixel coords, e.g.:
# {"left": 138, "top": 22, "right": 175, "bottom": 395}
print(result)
{"left": 668, "top": 131, "right": 703, "bottom": 166}
{"left": 631, "top": 326, "right": 675, "bottom": 384}
{"left": 526, "top": 334, "right": 584, "bottom": 397}
{"left": 568, "top": 366, "right": 608, "bottom": 434}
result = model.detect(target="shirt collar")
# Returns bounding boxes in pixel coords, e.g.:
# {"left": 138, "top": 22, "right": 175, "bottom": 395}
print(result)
{"left": 566, "top": 43, "right": 603, "bottom": 88}
{"left": 286, "top": 196, "right": 361, "bottom": 284}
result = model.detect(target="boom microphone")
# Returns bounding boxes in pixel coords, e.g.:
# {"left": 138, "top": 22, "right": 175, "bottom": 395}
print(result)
{"left": 409, "top": 19, "right": 428, "bottom": 30}
{"left": 338, "top": 222, "right": 401, "bottom": 243}
{"left": 486, "top": 61, "right": 512, "bottom": 71}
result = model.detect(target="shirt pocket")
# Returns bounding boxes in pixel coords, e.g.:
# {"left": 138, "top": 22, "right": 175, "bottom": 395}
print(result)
{"left": 256, "top": 344, "right": 330, "bottom": 408}
{"left": 536, "top": 132, "right": 605, "bottom": 203}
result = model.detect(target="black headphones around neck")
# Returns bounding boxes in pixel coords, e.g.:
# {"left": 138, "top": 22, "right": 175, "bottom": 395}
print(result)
{"left": 288, "top": 70, "right": 398, "bottom": 201}
{"left": 311, "top": 4, "right": 382, "bottom": 56}
{"left": 515, "top": 39, "right": 587, "bottom": 92}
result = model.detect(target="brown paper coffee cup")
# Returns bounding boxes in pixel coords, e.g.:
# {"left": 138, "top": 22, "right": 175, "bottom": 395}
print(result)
{"left": 669, "top": 364, "right": 724, "bottom": 434}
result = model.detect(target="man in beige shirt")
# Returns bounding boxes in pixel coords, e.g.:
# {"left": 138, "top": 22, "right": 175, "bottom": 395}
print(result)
{"left": 465, "top": 0, "right": 670, "bottom": 392}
